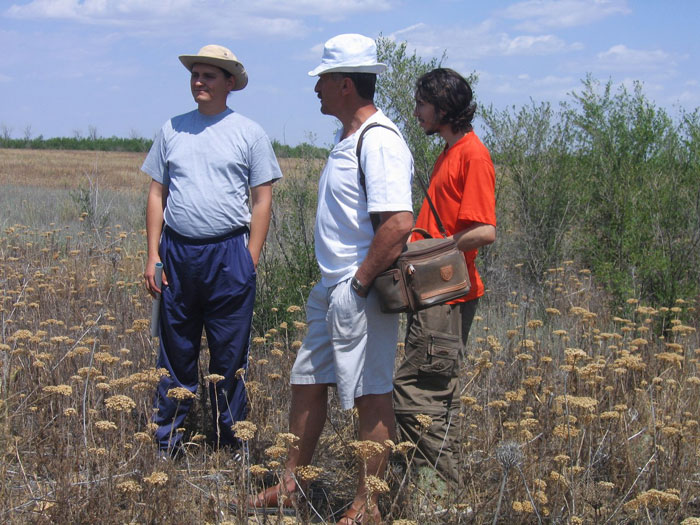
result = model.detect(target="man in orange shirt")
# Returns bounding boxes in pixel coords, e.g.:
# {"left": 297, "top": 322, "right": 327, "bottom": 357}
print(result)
{"left": 393, "top": 68, "right": 496, "bottom": 486}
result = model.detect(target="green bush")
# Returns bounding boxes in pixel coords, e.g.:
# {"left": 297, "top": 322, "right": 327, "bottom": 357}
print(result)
{"left": 481, "top": 101, "right": 582, "bottom": 278}
{"left": 253, "top": 156, "right": 321, "bottom": 334}
{"left": 570, "top": 77, "right": 700, "bottom": 306}
{"left": 481, "top": 75, "right": 700, "bottom": 308}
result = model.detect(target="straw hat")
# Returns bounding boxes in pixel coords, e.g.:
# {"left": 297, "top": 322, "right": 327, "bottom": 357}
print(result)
{"left": 179, "top": 45, "right": 248, "bottom": 91}
{"left": 308, "top": 34, "right": 387, "bottom": 76}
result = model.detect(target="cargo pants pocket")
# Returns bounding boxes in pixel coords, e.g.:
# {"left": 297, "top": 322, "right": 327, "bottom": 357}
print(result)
{"left": 417, "top": 330, "right": 460, "bottom": 378}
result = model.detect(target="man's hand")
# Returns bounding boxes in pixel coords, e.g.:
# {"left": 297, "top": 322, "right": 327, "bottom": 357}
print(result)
{"left": 144, "top": 258, "right": 168, "bottom": 297}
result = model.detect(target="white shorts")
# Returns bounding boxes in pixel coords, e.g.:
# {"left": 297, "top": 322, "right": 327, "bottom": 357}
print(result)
{"left": 290, "top": 278, "right": 400, "bottom": 410}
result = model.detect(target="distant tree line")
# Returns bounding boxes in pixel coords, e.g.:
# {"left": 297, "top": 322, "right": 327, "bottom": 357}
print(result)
{"left": 0, "top": 130, "right": 329, "bottom": 158}
{"left": 270, "top": 140, "right": 328, "bottom": 159}
{"left": 0, "top": 134, "right": 154, "bottom": 152}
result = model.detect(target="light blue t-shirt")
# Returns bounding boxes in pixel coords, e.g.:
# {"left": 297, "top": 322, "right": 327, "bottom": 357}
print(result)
{"left": 142, "top": 108, "right": 282, "bottom": 238}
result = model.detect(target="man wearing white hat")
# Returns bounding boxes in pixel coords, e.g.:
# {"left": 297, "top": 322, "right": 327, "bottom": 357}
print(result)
{"left": 143, "top": 45, "right": 282, "bottom": 456}
{"left": 250, "top": 34, "right": 413, "bottom": 523}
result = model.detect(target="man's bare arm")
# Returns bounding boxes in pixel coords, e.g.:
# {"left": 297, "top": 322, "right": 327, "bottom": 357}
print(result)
{"left": 353, "top": 210, "right": 414, "bottom": 294}
{"left": 248, "top": 181, "right": 274, "bottom": 268}
{"left": 144, "top": 180, "right": 168, "bottom": 295}
{"left": 452, "top": 222, "right": 496, "bottom": 252}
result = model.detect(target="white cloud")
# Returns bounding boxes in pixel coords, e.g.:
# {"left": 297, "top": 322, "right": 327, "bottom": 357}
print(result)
{"left": 5, "top": 0, "right": 309, "bottom": 39}
{"left": 388, "top": 21, "right": 580, "bottom": 62}
{"left": 505, "top": 34, "right": 572, "bottom": 55}
{"left": 5, "top": 0, "right": 393, "bottom": 30}
{"left": 250, "top": 0, "right": 395, "bottom": 20}
{"left": 499, "top": 0, "right": 630, "bottom": 32}
{"left": 596, "top": 44, "right": 674, "bottom": 73}
{"left": 480, "top": 71, "right": 575, "bottom": 101}
{"left": 675, "top": 89, "right": 700, "bottom": 107}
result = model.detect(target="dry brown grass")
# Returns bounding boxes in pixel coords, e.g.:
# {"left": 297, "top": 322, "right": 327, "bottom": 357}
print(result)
{"left": 1, "top": 151, "right": 700, "bottom": 524}
{"left": 0, "top": 148, "right": 318, "bottom": 192}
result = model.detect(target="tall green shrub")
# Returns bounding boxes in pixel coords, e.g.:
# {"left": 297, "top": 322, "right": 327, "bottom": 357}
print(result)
{"left": 253, "top": 157, "right": 320, "bottom": 334}
{"left": 570, "top": 76, "right": 700, "bottom": 305}
{"left": 481, "top": 101, "right": 581, "bottom": 278}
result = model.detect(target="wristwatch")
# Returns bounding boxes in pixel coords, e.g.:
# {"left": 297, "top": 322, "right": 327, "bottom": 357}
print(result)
{"left": 351, "top": 276, "right": 370, "bottom": 297}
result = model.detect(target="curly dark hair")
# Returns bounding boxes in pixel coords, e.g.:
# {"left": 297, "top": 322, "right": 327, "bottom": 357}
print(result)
{"left": 415, "top": 68, "right": 475, "bottom": 134}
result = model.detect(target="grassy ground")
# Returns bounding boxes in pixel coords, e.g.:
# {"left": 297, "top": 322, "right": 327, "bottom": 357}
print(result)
{"left": 1, "top": 149, "right": 699, "bottom": 524}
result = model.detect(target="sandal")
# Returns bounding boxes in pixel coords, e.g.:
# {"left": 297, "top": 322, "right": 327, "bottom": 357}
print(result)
{"left": 245, "top": 484, "right": 297, "bottom": 515}
{"left": 337, "top": 504, "right": 382, "bottom": 524}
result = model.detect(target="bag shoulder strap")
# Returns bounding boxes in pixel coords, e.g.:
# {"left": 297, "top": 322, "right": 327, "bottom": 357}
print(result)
{"left": 415, "top": 172, "right": 449, "bottom": 238}
{"left": 356, "top": 122, "right": 396, "bottom": 231}
{"left": 356, "top": 122, "right": 448, "bottom": 238}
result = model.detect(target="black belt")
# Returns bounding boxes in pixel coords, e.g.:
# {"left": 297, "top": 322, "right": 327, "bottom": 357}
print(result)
{"left": 164, "top": 225, "right": 248, "bottom": 245}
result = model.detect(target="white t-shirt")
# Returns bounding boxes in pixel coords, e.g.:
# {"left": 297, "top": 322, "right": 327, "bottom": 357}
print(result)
{"left": 142, "top": 108, "right": 283, "bottom": 238}
{"left": 315, "top": 110, "right": 414, "bottom": 286}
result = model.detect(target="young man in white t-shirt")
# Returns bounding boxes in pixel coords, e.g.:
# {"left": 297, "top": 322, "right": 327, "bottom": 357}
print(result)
{"left": 249, "top": 34, "right": 413, "bottom": 524}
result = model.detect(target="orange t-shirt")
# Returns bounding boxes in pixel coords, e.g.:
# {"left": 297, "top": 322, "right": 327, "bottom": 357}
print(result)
{"left": 411, "top": 132, "right": 496, "bottom": 302}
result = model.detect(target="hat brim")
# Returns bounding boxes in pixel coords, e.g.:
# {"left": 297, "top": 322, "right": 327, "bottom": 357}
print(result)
{"left": 179, "top": 55, "right": 248, "bottom": 91}
{"left": 307, "top": 63, "right": 387, "bottom": 77}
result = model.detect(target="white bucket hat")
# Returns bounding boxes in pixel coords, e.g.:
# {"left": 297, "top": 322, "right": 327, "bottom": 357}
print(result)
{"left": 308, "top": 34, "right": 387, "bottom": 76}
{"left": 179, "top": 45, "right": 248, "bottom": 91}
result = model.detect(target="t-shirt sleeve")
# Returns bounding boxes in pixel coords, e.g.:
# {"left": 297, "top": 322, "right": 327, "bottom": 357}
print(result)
{"left": 456, "top": 157, "right": 496, "bottom": 228}
{"left": 247, "top": 129, "right": 283, "bottom": 188}
{"left": 360, "top": 128, "right": 414, "bottom": 213}
{"left": 141, "top": 126, "right": 169, "bottom": 186}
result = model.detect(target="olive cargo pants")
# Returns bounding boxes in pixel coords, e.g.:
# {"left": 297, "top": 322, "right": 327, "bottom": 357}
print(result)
{"left": 393, "top": 299, "right": 478, "bottom": 485}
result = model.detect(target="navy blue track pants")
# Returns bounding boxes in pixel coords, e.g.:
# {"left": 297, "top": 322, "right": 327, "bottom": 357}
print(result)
{"left": 153, "top": 226, "right": 255, "bottom": 451}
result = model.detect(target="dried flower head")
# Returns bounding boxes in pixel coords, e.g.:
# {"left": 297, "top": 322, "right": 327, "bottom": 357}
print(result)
{"left": 365, "top": 475, "right": 389, "bottom": 495}
{"left": 117, "top": 480, "right": 142, "bottom": 494}
{"left": 166, "top": 387, "right": 195, "bottom": 400}
{"left": 264, "top": 445, "right": 287, "bottom": 459}
{"left": 204, "top": 374, "right": 225, "bottom": 384}
{"left": 133, "top": 432, "right": 151, "bottom": 444}
{"left": 143, "top": 472, "right": 168, "bottom": 486}
{"left": 275, "top": 433, "right": 300, "bottom": 447}
{"left": 95, "top": 420, "right": 118, "bottom": 432}
{"left": 295, "top": 465, "right": 323, "bottom": 481}
{"left": 415, "top": 414, "right": 433, "bottom": 430}
{"left": 105, "top": 394, "right": 136, "bottom": 413}
{"left": 349, "top": 440, "right": 386, "bottom": 460}
{"left": 393, "top": 441, "right": 416, "bottom": 455}
{"left": 43, "top": 384, "right": 72, "bottom": 396}
{"left": 232, "top": 421, "right": 257, "bottom": 441}
{"left": 249, "top": 464, "right": 269, "bottom": 476}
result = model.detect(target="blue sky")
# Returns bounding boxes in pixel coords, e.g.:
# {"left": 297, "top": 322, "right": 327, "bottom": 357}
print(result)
{"left": 2, "top": 0, "right": 699, "bottom": 147}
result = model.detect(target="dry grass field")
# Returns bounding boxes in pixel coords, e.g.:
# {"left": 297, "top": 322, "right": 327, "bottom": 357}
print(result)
{"left": 1, "top": 148, "right": 699, "bottom": 524}
{"left": 0, "top": 148, "right": 312, "bottom": 191}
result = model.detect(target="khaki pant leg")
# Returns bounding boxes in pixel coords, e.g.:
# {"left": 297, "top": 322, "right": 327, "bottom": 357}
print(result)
{"left": 393, "top": 299, "right": 478, "bottom": 486}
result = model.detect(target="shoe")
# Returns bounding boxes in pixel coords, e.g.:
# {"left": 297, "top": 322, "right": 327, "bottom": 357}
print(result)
{"left": 240, "top": 484, "right": 297, "bottom": 516}
{"left": 337, "top": 504, "right": 382, "bottom": 524}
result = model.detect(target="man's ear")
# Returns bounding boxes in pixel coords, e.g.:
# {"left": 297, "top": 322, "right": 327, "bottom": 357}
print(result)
{"left": 227, "top": 76, "right": 236, "bottom": 92}
{"left": 339, "top": 76, "right": 354, "bottom": 95}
